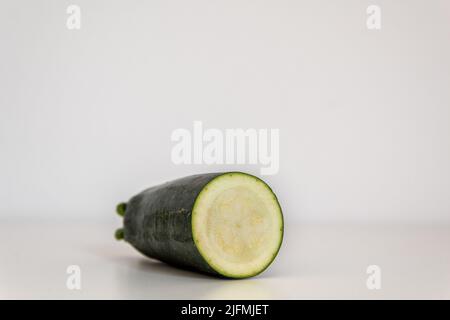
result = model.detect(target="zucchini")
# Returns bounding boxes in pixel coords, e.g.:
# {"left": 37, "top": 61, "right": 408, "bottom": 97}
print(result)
{"left": 115, "top": 172, "right": 283, "bottom": 278}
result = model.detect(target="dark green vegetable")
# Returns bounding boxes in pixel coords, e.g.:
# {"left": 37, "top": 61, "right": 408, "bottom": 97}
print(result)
{"left": 116, "top": 172, "right": 283, "bottom": 278}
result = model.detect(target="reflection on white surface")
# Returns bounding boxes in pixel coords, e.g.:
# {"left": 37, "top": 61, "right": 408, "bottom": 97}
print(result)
{"left": 201, "top": 281, "right": 273, "bottom": 300}
{"left": 113, "top": 258, "right": 274, "bottom": 300}
{"left": 1, "top": 221, "right": 450, "bottom": 299}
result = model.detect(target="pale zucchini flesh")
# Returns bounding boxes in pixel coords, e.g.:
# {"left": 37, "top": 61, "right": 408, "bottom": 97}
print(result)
{"left": 193, "top": 173, "right": 283, "bottom": 278}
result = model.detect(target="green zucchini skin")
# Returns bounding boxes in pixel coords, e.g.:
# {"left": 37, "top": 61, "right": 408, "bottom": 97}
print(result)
{"left": 123, "top": 173, "right": 223, "bottom": 276}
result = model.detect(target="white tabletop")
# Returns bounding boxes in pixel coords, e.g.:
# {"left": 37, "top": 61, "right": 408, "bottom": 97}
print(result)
{"left": 1, "top": 220, "right": 449, "bottom": 299}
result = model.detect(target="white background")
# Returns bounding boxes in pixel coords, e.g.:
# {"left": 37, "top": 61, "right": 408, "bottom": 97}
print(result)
{"left": 1, "top": 0, "right": 450, "bottom": 300}
{"left": 1, "top": 0, "right": 450, "bottom": 223}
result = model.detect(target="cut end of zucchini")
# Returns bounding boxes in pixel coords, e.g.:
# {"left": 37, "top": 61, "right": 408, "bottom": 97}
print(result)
{"left": 192, "top": 172, "right": 283, "bottom": 278}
